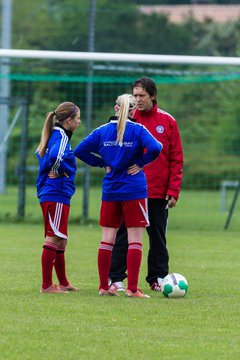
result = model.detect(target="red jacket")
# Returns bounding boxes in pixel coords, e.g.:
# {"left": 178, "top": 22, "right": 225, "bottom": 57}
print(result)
{"left": 134, "top": 103, "right": 183, "bottom": 200}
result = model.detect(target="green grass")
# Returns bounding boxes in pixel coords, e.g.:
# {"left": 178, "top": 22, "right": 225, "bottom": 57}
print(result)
{"left": 0, "top": 224, "right": 239, "bottom": 360}
{"left": 1, "top": 186, "right": 240, "bottom": 231}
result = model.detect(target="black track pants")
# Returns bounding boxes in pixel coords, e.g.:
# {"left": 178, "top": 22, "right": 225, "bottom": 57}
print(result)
{"left": 109, "top": 223, "right": 128, "bottom": 282}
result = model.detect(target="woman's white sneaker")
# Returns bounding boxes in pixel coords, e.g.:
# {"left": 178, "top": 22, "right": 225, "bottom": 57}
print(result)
{"left": 109, "top": 281, "right": 126, "bottom": 292}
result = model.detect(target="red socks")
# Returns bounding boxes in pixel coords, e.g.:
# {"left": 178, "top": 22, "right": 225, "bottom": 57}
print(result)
{"left": 98, "top": 241, "right": 142, "bottom": 292}
{"left": 41, "top": 242, "right": 58, "bottom": 289}
{"left": 42, "top": 239, "right": 142, "bottom": 292}
{"left": 54, "top": 249, "right": 69, "bottom": 287}
{"left": 98, "top": 241, "right": 113, "bottom": 290}
{"left": 127, "top": 242, "right": 142, "bottom": 292}
{"left": 41, "top": 242, "right": 69, "bottom": 289}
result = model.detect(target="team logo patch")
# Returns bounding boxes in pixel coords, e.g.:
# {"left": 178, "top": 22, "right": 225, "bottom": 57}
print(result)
{"left": 156, "top": 125, "right": 164, "bottom": 133}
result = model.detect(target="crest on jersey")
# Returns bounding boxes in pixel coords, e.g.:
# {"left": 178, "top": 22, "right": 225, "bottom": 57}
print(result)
{"left": 156, "top": 125, "right": 164, "bottom": 133}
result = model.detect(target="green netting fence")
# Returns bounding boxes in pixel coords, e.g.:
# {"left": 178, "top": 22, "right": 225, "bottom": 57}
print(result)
{"left": 0, "top": 59, "right": 240, "bottom": 231}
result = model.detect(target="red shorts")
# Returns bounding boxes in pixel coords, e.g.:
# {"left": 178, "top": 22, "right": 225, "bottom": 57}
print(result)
{"left": 100, "top": 198, "right": 149, "bottom": 228}
{"left": 40, "top": 202, "right": 70, "bottom": 239}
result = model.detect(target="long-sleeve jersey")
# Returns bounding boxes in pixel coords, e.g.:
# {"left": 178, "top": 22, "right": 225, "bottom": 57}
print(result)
{"left": 36, "top": 124, "right": 76, "bottom": 205}
{"left": 74, "top": 118, "right": 162, "bottom": 201}
{"left": 134, "top": 103, "right": 183, "bottom": 200}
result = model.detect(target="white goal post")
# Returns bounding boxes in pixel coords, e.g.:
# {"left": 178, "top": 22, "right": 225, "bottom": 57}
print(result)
{"left": 1, "top": 49, "right": 240, "bottom": 66}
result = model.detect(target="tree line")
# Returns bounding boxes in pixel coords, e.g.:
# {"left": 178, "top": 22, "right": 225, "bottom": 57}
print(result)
{"left": 11, "top": 0, "right": 240, "bottom": 56}
{"left": 4, "top": 0, "right": 240, "bottom": 189}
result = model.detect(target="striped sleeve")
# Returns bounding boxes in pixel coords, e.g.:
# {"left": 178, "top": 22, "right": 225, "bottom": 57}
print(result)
{"left": 49, "top": 131, "right": 69, "bottom": 174}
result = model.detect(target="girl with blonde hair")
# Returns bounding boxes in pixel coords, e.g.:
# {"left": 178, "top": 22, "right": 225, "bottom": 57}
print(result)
{"left": 74, "top": 94, "right": 162, "bottom": 298}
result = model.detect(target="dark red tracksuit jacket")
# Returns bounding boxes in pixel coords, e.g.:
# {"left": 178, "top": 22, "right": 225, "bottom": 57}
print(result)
{"left": 134, "top": 102, "right": 183, "bottom": 200}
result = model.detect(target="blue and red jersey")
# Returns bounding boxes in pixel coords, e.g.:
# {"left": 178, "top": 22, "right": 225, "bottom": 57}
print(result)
{"left": 74, "top": 117, "right": 162, "bottom": 201}
{"left": 36, "top": 124, "right": 76, "bottom": 205}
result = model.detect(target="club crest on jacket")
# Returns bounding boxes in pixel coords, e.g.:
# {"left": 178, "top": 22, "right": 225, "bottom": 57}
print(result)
{"left": 156, "top": 125, "right": 164, "bottom": 133}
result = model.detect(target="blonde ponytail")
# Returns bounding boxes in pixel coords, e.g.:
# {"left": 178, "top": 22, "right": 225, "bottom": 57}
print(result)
{"left": 115, "top": 94, "right": 136, "bottom": 144}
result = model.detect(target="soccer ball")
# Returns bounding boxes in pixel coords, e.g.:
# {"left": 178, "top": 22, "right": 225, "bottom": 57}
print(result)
{"left": 162, "top": 273, "right": 188, "bottom": 298}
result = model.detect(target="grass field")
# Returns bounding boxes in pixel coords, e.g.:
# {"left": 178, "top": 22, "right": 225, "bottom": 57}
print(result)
{"left": 0, "top": 222, "right": 239, "bottom": 360}
{"left": 1, "top": 186, "right": 240, "bottom": 232}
